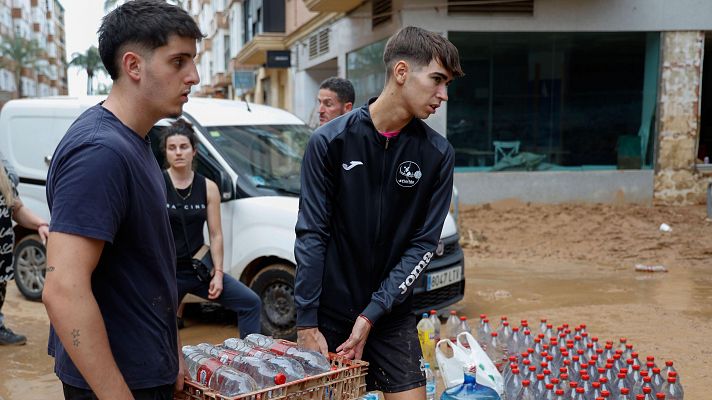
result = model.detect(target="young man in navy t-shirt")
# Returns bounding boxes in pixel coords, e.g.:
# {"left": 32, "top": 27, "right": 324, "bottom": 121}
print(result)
{"left": 43, "top": 2, "right": 203, "bottom": 399}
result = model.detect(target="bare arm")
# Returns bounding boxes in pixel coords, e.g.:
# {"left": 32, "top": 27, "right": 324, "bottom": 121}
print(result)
{"left": 11, "top": 197, "right": 49, "bottom": 243}
{"left": 42, "top": 232, "right": 133, "bottom": 399}
{"left": 205, "top": 179, "right": 224, "bottom": 300}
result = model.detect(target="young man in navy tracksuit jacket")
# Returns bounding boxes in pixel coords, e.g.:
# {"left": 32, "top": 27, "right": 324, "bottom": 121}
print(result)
{"left": 295, "top": 26, "right": 464, "bottom": 399}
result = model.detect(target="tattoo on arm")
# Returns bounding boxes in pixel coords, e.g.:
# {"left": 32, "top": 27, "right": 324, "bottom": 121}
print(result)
{"left": 71, "top": 329, "right": 80, "bottom": 348}
{"left": 47, "top": 266, "right": 55, "bottom": 272}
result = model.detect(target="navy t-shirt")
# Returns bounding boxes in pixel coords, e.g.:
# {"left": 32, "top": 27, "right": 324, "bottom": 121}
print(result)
{"left": 46, "top": 104, "right": 178, "bottom": 389}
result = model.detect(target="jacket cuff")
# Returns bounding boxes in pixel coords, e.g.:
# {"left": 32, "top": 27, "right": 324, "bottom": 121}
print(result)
{"left": 296, "top": 307, "right": 319, "bottom": 328}
{"left": 361, "top": 302, "right": 386, "bottom": 326}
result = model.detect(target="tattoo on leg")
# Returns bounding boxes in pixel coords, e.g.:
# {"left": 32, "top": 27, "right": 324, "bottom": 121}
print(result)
{"left": 47, "top": 266, "right": 55, "bottom": 272}
{"left": 71, "top": 329, "right": 80, "bottom": 347}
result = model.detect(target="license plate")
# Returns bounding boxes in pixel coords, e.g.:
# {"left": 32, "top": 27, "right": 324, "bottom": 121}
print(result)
{"left": 426, "top": 265, "right": 462, "bottom": 291}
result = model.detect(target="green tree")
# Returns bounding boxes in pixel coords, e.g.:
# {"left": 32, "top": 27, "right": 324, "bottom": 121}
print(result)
{"left": 0, "top": 34, "right": 40, "bottom": 98}
{"left": 69, "top": 46, "right": 107, "bottom": 95}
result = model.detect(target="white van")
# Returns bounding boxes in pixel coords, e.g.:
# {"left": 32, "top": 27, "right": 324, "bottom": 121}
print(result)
{"left": 0, "top": 96, "right": 465, "bottom": 338}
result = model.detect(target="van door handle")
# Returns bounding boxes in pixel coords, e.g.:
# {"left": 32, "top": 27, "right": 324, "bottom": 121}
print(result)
{"left": 44, "top": 155, "right": 52, "bottom": 166}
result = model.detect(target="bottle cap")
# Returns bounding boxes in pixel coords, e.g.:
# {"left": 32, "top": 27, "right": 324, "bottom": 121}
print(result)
{"left": 430, "top": 309, "right": 437, "bottom": 315}
{"left": 459, "top": 316, "right": 467, "bottom": 321}
{"left": 621, "top": 388, "right": 630, "bottom": 394}
{"left": 665, "top": 360, "right": 673, "bottom": 367}
{"left": 274, "top": 373, "right": 287, "bottom": 385}
{"left": 450, "top": 310, "right": 457, "bottom": 315}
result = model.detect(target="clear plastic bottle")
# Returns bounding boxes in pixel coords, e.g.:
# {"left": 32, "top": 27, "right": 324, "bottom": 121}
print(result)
{"left": 207, "top": 365, "right": 260, "bottom": 396}
{"left": 244, "top": 333, "right": 331, "bottom": 375}
{"left": 417, "top": 313, "right": 436, "bottom": 368}
{"left": 486, "top": 332, "right": 505, "bottom": 367}
{"left": 659, "top": 377, "right": 683, "bottom": 400}
{"left": 183, "top": 352, "right": 259, "bottom": 396}
{"left": 478, "top": 318, "right": 492, "bottom": 345}
{"left": 617, "top": 387, "right": 632, "bottom": 400}
{"left": 662, "top": 361, "right": 678, "bottom": 382}
{"left": 424, "top": 362, "right": 436, "bottom": 400}
{"left": 650, "top": 368, "right": 665, "bottom": 393}
{"left": 446, "top": 310, "right": 460, "bottom": 342}
{"left": 456, "top": 316, "right": 472, "bottom": 338}
{"left": 515, "top": 379, "right": 536, "bottom": 400}
{"left": 223, "top": 337, "right": 307, "bottom": 382}
{"left": 429, "top": 310, "right": 442, "bottom": 342}
{"left": 505, "top": 367, "right": 523, "bottom": 400}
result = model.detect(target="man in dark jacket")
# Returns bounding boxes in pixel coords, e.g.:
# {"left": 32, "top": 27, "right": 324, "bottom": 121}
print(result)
{"left": 294, "top": 26, "right": 463, "bottom": 399}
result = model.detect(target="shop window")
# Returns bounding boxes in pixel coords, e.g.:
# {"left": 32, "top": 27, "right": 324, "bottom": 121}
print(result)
{"left": 447, "top": 32, "right": 657, "bottom": 171}
{"left": 346, "top": 38, "right": 387, "bottom": 106}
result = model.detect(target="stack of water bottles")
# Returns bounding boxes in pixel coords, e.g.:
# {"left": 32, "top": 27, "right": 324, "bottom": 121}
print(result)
{"left": 418, "top": 311, "right": 685, "bottom": 400}
{"left": 182, "top": 333, "right": 332, "bottom": 397}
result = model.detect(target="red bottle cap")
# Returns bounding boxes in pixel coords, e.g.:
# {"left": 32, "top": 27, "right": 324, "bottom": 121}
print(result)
{"left": 274, "top": 373, "right": 287, "bottom": 385}
{"left": 665, "top": 360, "right": 673, "bottom": 367}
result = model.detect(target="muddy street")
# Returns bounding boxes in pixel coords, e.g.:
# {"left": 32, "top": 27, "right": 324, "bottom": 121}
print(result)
{"left": 0, "top": 203, "right": 709, "bottom": 399}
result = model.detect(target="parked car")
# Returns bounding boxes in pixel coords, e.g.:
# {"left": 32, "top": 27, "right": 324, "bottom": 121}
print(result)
{"left": 0, "top": 96, "right": 465, "bottom": 338}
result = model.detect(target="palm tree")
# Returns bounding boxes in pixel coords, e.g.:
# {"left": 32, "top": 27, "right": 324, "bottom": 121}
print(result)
{"left": 0, "top": 35, "right": 40, "bottom": 98}
{"left": 69, "top": 46, "right": 107, "bottom": 95}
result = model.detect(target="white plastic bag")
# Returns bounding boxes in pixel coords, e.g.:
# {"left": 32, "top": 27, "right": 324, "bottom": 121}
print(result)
{"left": 455, "top": 332, "right": 504, "bottom": 395}
{"left": 435, "top": 334, "right": 503, "bottom": 395}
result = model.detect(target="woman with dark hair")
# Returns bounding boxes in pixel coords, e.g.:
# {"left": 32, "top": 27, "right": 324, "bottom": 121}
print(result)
{"left": 0, "top": 157, "right": 49, "bottom": 345}
{"left": 161, "top": 119, "right": 261, "bottom": 338}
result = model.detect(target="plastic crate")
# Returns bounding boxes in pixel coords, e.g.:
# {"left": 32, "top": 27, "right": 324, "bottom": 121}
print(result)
{"left": 178, "top": 340, "right": 368, "bottom": 400}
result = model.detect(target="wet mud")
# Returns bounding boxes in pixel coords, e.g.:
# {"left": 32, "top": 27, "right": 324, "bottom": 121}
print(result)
{"left": 0, "top": 203, "right": 709, "bottom": 399}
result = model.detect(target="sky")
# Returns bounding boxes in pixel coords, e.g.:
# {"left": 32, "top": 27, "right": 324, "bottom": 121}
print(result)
{"left": 61, "top": 0, "right": 108, "bottom": 96}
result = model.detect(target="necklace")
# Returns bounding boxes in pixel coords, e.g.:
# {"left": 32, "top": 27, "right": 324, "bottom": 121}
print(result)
{"left": 169, "top": 170, "right": 194, "bottom": 201}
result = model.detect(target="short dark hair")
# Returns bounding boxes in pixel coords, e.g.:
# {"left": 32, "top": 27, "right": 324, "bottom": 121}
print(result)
{"left": 319, "top": 77, "right": 355, "bottom": 105}
{"left": 383, "top": 26, "right": 463, "bottom": 80}
{"left": 99, "top": 0, "right": 204, "bottom": 80}
{"left": 160, "top": 119, "right": 198, "bottom": 159}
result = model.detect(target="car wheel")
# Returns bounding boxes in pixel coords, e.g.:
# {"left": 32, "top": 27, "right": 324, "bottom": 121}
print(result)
{"left": 250, "top": 263, "right": 296, "bottom": 340}
{"left": 13, "top": 235, "right": 46, "bottom": 301}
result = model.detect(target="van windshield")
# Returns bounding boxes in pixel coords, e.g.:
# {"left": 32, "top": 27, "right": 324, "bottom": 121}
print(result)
{"left": 203, "top": 124, "right": 312, "bottom": 195}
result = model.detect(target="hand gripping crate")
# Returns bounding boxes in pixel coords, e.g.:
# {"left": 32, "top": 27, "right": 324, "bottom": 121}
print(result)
{"left": 178, "top": 341, "right": 368, "bottom": 400}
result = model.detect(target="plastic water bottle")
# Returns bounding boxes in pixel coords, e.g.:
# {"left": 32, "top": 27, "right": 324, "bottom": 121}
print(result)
{"left": 244, "top": 333, "right": 331, "bottom": 375}
{"left": 515, "top": 379, "right": 536, "bottom": 400}
{"left": 223, "top": 338, "right": 306, "bottom": 381}
{"left": 659, "top": 377, "right": 683, "bottom": 400}
{"left": 442, "top": 368, "right": 500, "bottom": 400}
{"left": 417, "top": 313, "right": 436, "bottom": 368}
{"left": 617, "top": 387, "right": 632, "bottom": 400}
{"left": 478, "top": 318, "right": 492, "bottom": 345}
{"left": 486, "top": 332, "right": 505, "bottom": 367}
{"left": 662, "top": 361, "right": 678, "bottom": 382}
{"left": 424, "top": 362, "right": 436, "bottom": 400}
{"left": 446, "top": 310, "right": 460, "bottom": 342}
{"left": 359, "top": 393, "right": 380, "bottom": 400}
{"left": 429, "top": 310, "right": 441, "bottom": 342}
{"left": 183, "top": 352, "right": 258, "bottom": 396}
{"left": 456, "top": 316, "right": 472, "bottom": 338}
{"left": 208, "top": 365, "right": 260, "bottom": 396}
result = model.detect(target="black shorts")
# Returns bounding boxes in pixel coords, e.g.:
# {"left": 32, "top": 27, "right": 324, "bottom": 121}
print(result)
{"left": 319, "top": 313, "right": 425, "bottom": 393}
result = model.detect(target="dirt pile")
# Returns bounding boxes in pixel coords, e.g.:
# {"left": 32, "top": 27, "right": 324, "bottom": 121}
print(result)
{"left": 459, "top": 201, "right": 712, "bottom": 270}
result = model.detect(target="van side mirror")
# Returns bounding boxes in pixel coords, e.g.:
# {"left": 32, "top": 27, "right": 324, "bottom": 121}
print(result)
{"left": 219, "top": 171, "right": 234, "bottom": 201}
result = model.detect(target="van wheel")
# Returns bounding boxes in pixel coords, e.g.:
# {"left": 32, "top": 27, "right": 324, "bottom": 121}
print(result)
{"left": 250, "top": 263, "right": 296, "bottom": 340}
{"left": 13, "top": 235, "right": 46, "bottom": 301}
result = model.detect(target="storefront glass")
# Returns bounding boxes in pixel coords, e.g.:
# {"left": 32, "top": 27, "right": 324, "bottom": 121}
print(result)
{"left": 447, "top": 32, "right": 659, "bottom": 171}
{"left": 346, "top": 38, "right": 388, "bottom": 106}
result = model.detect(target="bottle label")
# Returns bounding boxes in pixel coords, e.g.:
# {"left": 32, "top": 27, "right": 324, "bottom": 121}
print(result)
{"left": 197, "top": 359, "right": 222, "bottom": 385}
{"left": 217, "top": 350, "right": 238, "bottom": 365}
{"left": 426, "top": 383, "right": 436, "bottom": 394}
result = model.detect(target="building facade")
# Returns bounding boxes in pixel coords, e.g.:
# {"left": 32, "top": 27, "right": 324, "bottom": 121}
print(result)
{"left": 0, "top": 0, "right": 68, "bottom": 107}
{"left": 188, "top": 0, "right": 712, "bottom": 205}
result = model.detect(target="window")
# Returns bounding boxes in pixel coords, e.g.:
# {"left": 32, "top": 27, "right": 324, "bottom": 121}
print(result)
{"left": 346, "top": 38, "right": 387, "bottom": 106}
{"left": 447, "top": 32, "right": 658, "bottom": 170}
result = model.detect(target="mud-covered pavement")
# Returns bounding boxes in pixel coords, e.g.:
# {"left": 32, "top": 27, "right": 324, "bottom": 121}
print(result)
{"left": 0, "top": 203, "right": 709, "bottom": 399}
